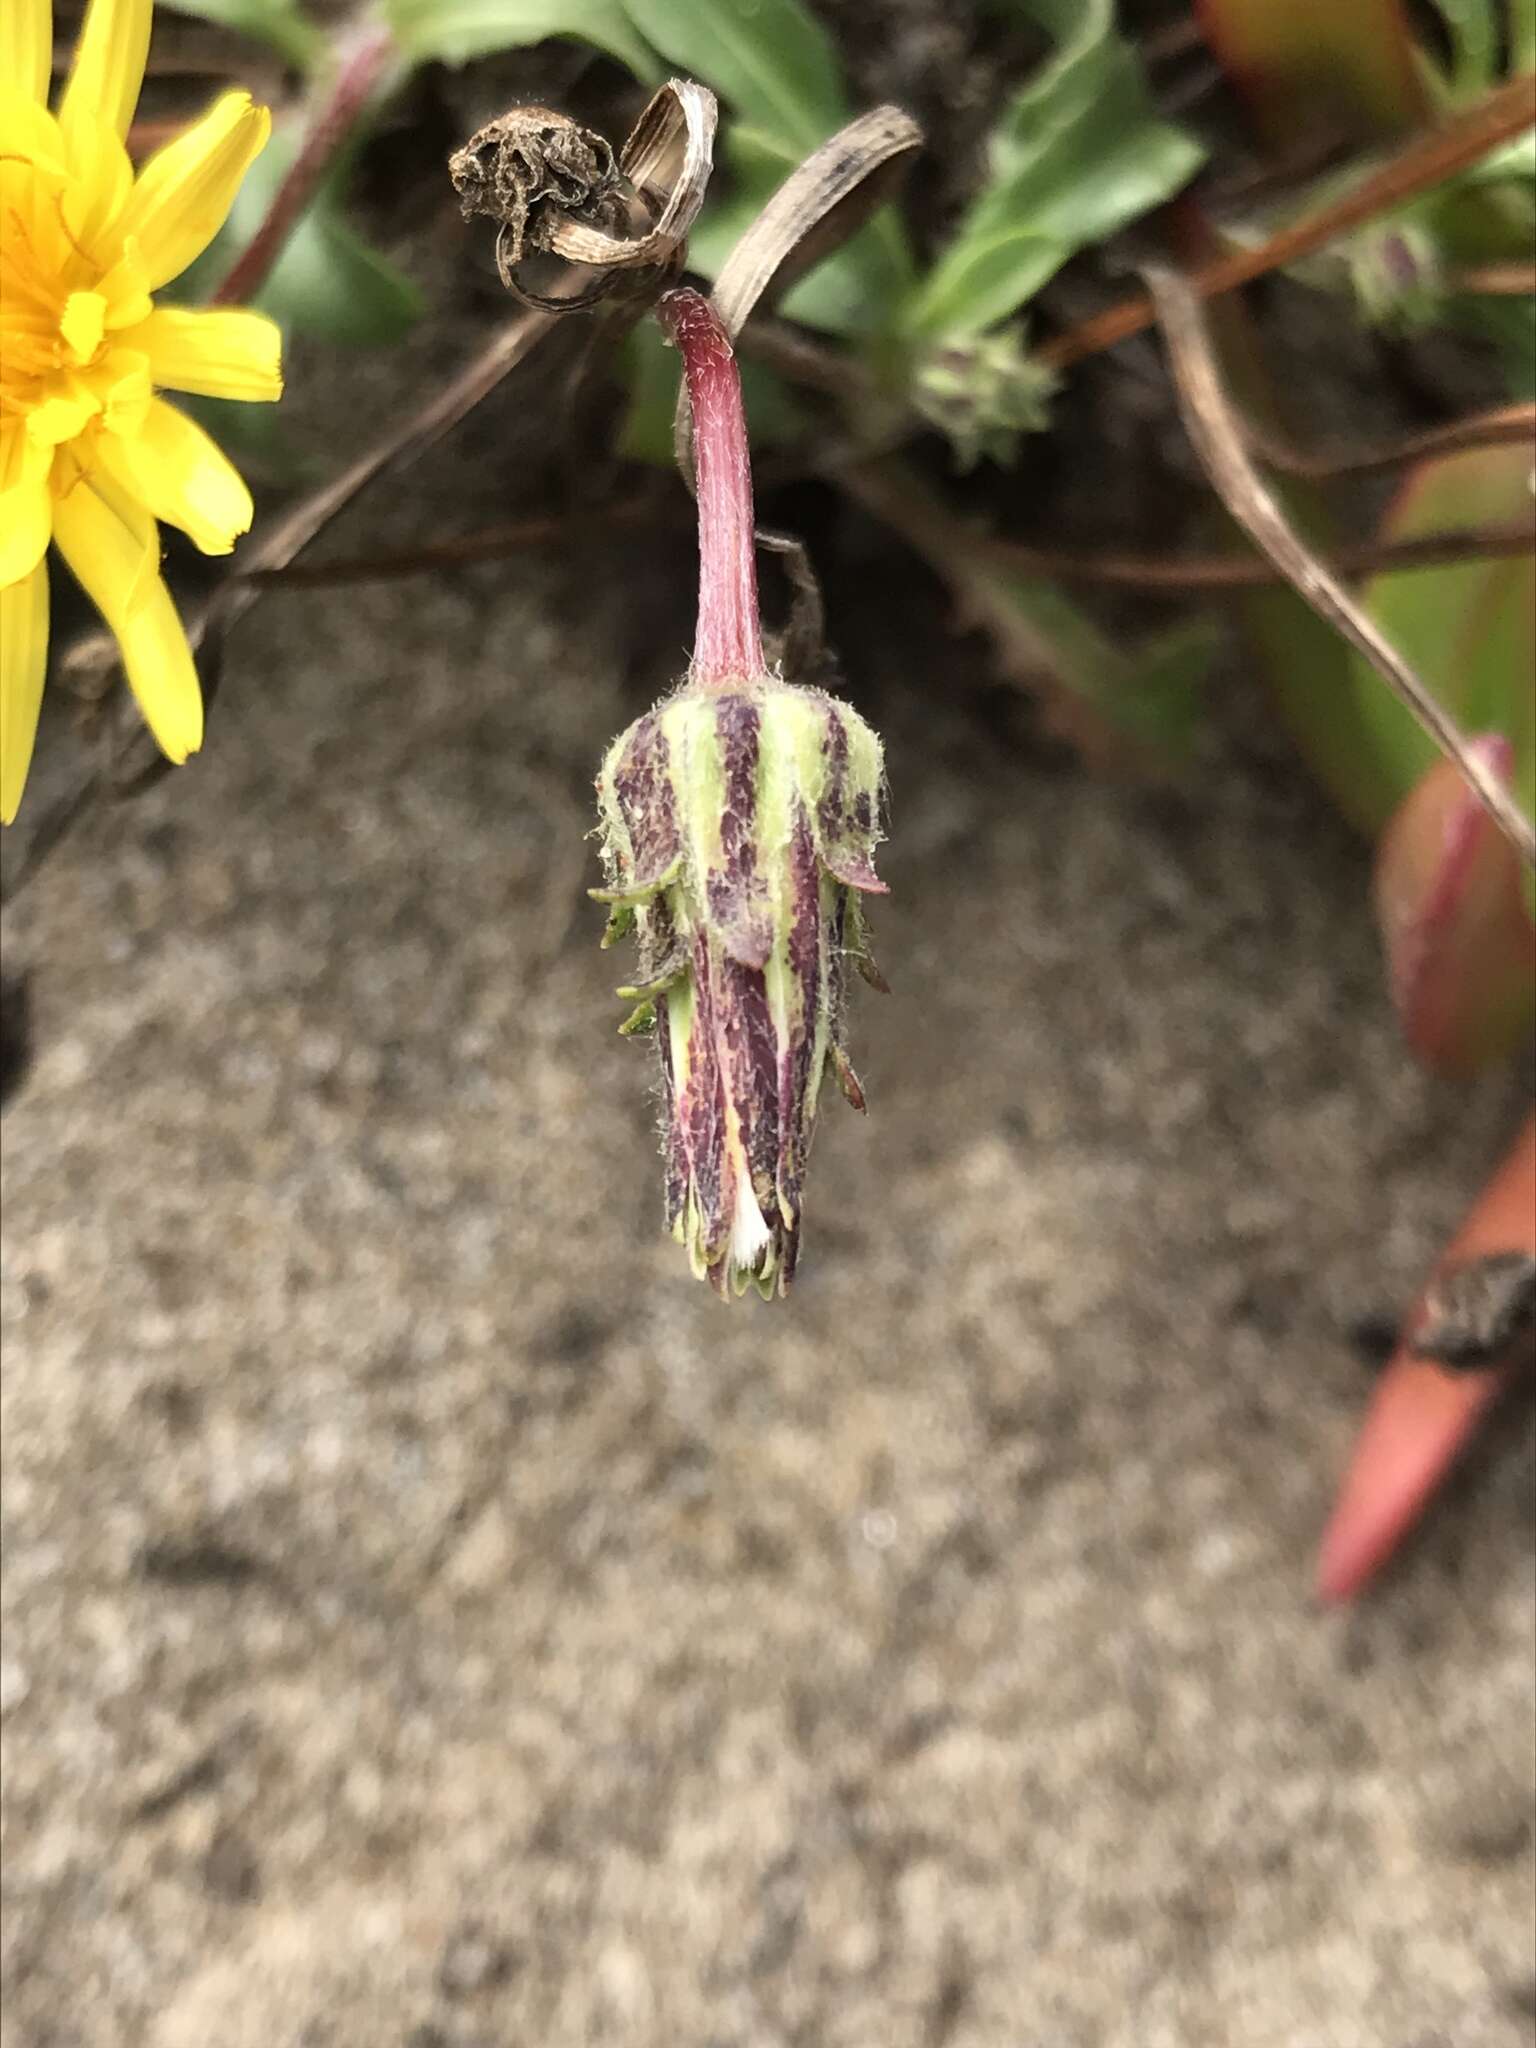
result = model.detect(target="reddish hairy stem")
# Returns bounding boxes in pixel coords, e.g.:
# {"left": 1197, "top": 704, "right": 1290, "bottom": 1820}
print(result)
{"left": 212, "top": 20, "right": 397, "bottom": 307}
{"left": 658, "top": 288, "right": 766, "bottom": 684}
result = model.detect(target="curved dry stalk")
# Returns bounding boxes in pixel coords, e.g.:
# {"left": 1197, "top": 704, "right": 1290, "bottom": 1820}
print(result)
{"left": 241, "top": 499, "right": 662, "bottom": 587}
{"left": 1040, "top": 73, "right": 1536, "bottom": 371}
{"left": 708, "top": 106, "right": 922, "bottom": 342}
{"left": 242, "top": 509, "right": 1533, "bottom": 596}
{"left": 677, "top": 105, "right": 922, "bottom": 477}
{"left": 1248, "top": 401, "right": 1536, "bottom": 480}
{"left": 1448, "top": 262, "right": 1536, "bottom": 294}
{"left": 987, "top": 522, "right": 1536, "bottom": 589}
{"left": 1143, "top": 261, "right": 1536, "bottom": 872}
{"left": 670, "top": 107, "right": 921, "bottom": 669}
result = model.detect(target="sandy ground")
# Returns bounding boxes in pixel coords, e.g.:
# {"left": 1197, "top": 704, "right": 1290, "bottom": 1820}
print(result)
{"left": 3, "top": 257, "right": 1535, "bottom": 2048}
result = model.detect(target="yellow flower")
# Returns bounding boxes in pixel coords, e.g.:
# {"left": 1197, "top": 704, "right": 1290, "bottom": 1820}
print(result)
{"left": 1, "top": 0, "right": 283, "bottom": 822}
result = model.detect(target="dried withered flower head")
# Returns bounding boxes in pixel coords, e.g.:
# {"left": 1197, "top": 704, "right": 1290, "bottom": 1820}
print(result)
{"left": 448, "top": 106, "right": 621, "bottom": 283}
{"left": 594, "top": 289, "right": 888, "bottom": 1299}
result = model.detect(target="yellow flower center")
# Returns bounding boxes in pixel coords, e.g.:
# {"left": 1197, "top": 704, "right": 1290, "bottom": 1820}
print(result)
{"left": 0, "top": 159, "right": 152, "bottom": 452}
{"left": 60, "top": 290, "right": 108, "bottom": 365}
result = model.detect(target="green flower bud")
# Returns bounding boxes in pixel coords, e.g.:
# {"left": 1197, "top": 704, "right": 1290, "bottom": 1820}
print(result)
{"left": 592, "top": 288, "right": 888, "bottom": 1297}
{"left": 911, "top": 328, "right": 1058, "bottom": 470}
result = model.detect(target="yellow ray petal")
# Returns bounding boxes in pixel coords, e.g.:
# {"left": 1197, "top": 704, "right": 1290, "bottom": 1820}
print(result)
{"left": 0, "top": 155, "right": 70, "bottom": 285}
{"left": 0, "top": 0, "right": 51, "bottom": 107}
{"left": 28, "top": 388, "right": 100, "bottom": 446}
{"left": 53, "top": 468, "right": 203, "bottom": 763}
{"left": 117, "top": 91, "right": 271, "bottom": 291}
{"left": 1, "top": 557, "right": 49, "bottom": 825}
{"left": 0, "top": 475, "right": 51, "bottom": 584}
{"left": 0, "top": 422, "right": 52, "bottom": 493}
{"left": 60, "top": 111, "right": 135, "bottom": 263}
{"left": 60, "top": 0, "right": 151, "bottom": 144}
{"left": 131, "top": 304, "right": 283, "bottom": 401}
{"left": 110, "top": 396, "right": 253, "bottom": 556}
{"left": 0, "top": 91, "right": 63, "bottom": 175}
{"left": 98, "top": 242, "right": 153, "bottom": 328}
{"left": 95, "top": 346, "right": 151, "bottom": 435}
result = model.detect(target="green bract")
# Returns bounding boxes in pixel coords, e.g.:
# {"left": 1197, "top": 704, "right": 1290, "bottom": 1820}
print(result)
{"left": 594, "top": 675, "right": 887, "bottom": 1298}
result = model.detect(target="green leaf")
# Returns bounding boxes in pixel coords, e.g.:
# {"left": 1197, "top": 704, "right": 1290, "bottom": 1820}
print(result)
{"left": 184, "top": 127, "right": 423, "bottom": 346}
{"left": 385, "top": 0, "right": 658, "bottom": 76}
{"left": 1243, "top": 578, "right": 1404, "bottom": 833}
{"left": 1459, "top": 132, "right": 1536, "bottom": 184}
{"left": 902, "top": 230, "right": 1061, "bottom": 343}
{"left": 265, "top": 198, "right": 424, "bottom": 343}
{"left": 618, "top": 320, "right": 681, "bottom": 466}
{"left": 1454, "top": 292, "right": 1536, "bottom": 398}
{"left": 161, "top": 0, "right": 325, "bottom": 70}
{"left": 904, "top": 0, "right": 1203, "bottom": 339}
{"left": 1349, "top": 445, "right": 1536, "bottom": 831}
{"left": 1423, "top": 0, "right": 1499, "bottom": 96}
{"left": 683, "top": 126, "right": 803, "bottom": 283}
{"left": 964, "top": 563, "right": 1218, "bottom": 760}
{"left": 619, "top": 0, "right": 847, "bottom": 158}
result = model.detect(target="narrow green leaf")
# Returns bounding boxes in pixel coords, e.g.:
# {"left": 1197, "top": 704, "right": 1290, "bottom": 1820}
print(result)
{"left": 1243, "top": 579, "right": 1404, "bottom": 833}
{"left": 967, "top": 564, "right": 1218, "bottom": 759}
{"left": 617, "top": 320, "right": 684, "bottom": 466}
{"left": 1423, "top": 0, "right": 1499, "bottom": 95}
{"left": 161, "top": 0, "right": 325, "bottom": 69}
{"left": 904, "top": 0, "right": 1203, "bottom": 339}
{"left": 385, "top": 0, "right": 658, "bottom": 76}
{"left": 267, "top": 202, "right": 424, "bottom": 344}
{"left": 903, "top": 230, "right": 1061, "bottom": 343}
{"left": 620, "top": 0, "right": 847, "bottom": 158}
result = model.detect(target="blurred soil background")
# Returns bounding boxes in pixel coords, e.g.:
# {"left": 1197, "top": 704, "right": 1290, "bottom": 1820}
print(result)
{"left": 2, "top": 7, "right": 1534, "bottom": 2046}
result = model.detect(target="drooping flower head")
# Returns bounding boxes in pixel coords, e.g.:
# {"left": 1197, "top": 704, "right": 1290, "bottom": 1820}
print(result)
{"left": 594, "top": 288, "right": 888, "bottom": 1299}
{"left": 1, "top": 0, "right": 283, "bottom": 822}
